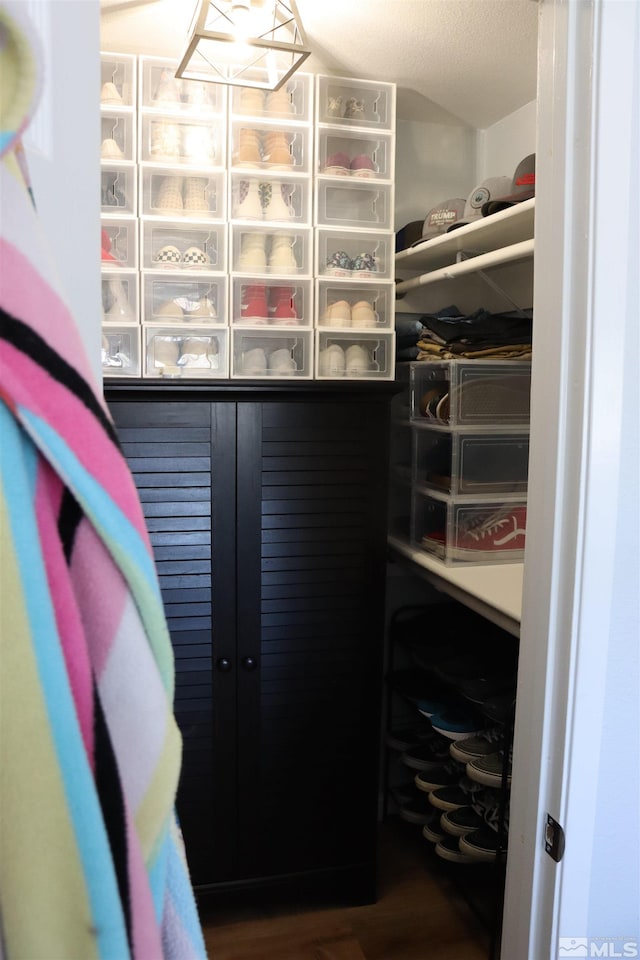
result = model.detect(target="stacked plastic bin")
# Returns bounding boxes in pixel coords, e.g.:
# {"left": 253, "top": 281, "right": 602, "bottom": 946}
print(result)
{"left": 409, "top": 360, "right": 532, "bottom": 564}
{"left": 314, "top": 75, "right": 396, "bottom": 380}
{"left": 100, "top": 52, "right": 140, "bottom": 376}
{"left": 227, "top": 74, "right": 314, "bottom": 378}
{"left": 138, "top": 56, "right": 229, "bottom": 379}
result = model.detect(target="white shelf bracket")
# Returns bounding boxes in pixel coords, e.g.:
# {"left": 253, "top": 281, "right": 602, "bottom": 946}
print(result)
{"left": 455, "top": 250, "right": 528, "bottom": 317}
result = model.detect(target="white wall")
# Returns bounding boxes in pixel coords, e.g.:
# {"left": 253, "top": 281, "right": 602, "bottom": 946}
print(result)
{"left": 23, "top": 0, "right": 102, "bottom": 385}
{"left": 476, "top": 99, "right": 537, "bottom": 182}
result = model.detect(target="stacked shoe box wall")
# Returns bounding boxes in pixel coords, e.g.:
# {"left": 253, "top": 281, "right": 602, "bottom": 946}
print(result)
{"left": 101, "top": 53, "right": 140, "bottom": 375}
{"left": 228, "top": 75, "right": 314, "bottom": 377}
{"left": 100, "top": 56, "right": 396, "bottom": 380}
{"left": 408, "top": 360, "right": 531, "bottom": 564}
{"left": 138, "top": 57, "right": 229, "bottom": 378}
{"left": 314, "top": 76, "right": 396, "bottom": 379}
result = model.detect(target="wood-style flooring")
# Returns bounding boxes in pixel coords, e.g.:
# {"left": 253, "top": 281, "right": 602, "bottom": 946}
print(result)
{"left": 200, "top": 819, "right": 498, "bottom": 960}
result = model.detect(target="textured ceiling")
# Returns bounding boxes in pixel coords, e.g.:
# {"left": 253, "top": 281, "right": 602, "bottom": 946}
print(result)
{"left": 101, "top": 0, "right": 539, "bottom": 128}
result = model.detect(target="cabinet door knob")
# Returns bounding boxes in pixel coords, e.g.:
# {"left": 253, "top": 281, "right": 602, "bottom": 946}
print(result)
{"left": 242, "top": 656, "right": 257, "bottom": 672}
{"left": 216, "top": 657, "right": 232, "bottom": 672}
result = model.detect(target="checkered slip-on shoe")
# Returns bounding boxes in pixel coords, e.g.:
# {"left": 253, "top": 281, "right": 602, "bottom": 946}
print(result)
{"left": 153, "top": 244, "right": 182, "bottom": 265}
{"left": 182, "top": 246, "right": 210, "bottom": 266}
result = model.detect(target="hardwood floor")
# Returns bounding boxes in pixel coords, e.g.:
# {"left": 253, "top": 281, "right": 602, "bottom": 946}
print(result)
{"left": 200, "top": 819, "right": 498, "bottom": 960}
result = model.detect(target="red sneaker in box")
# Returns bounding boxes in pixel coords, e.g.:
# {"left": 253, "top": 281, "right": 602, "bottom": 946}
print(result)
{"left": 240, "top": 284, "right": 269, "bottom": 323}
{"left": 453, "top": 505, "right": 527, "bottom": 560}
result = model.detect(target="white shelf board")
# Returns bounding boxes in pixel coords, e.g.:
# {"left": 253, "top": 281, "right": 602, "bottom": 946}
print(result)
{"left": 395, "top": 238, "right": 534, "bottom": 295}
{"left": 388, "top": 534, "right": 523, "bottom": 637}
{"left": 395, "top": 198, "right": 535, "bottom": 276}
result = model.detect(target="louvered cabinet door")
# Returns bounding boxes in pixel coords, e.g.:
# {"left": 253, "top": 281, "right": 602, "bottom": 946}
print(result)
{"left": 235, "top": 397, "right": 390, "bottom": 897}
{"left": 108, "top": 400, "right": 237, "bottom": 885}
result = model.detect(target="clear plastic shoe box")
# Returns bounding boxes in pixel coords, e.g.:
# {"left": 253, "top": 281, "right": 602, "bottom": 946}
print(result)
{"left": 101, "top": 52, "right": 136, "bottom": 108}
{"left": 316, "top": 75, "right": 396, "bottom": 130}
{"left": 230, "top": 277, "right": 312, "bottom": 328}
{"left": 316, "top": 129, "right": 394, "bottom": 181}
{"left": 139, "top": 114, "right": 225, "bottom": 167}
{"left": 101, "top": 270, "right": 138, "bottom": 324}
{"left": 101, "top": 217, "right": 138, "bottom": 270}
{"left": 230, "top": 173, "right": 311, "bottom": 225}
{"left": 316, "top": 229, "right": 394, "bottom": 281}
{"left": 230, "top": 224, "right": 312, "bottom": 277}
{"left": 139, "top": 56, "right": 226, "bottom": 116}
{"left": 316, "top": 279, "right": 395, "bottom": 331}
{"left": 101, "top": 163, "right": 137, "bottom": 216}
{"left": 231, "top": 328, "right": 313, "bottom": 378}
{"left": 315, "top": 179, "right": 393, "bottom": 230}
{"left": 229, "top": 120, "right": 311, "bottom": 174}
{"left": 144, "top": 326, "right": 229, "bottom": 378}
{"left": 141, "top": 272, "right": 227, "bottom": 325}
{"left": 141, "top": 220, "right": 226, "bottom": 273}
{"left": 315, "top": 331, "right": 395, "bottom": 380}
{"left": 412, "top": 424, "right": 530, "bottom": 496}
{"left": 140, "top": 165, "right": 226, "bottom": 220}
{"left": 101, "top": 324, "right": 141, "bottom": 378}
{"left": 230, "top": 74, "right": 313, "bottom": 123}
{"left": 410, "top": 360, "right": 532, "bottom": 427}
{"left": 411, "top": 489, "right": 527, "bottom": 565}
{"left": 101, "top": 111, "right": 136, "bottom": 163}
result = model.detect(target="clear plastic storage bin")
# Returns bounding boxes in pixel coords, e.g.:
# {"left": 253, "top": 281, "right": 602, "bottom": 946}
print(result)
{"left": 229, "top": 120, "right": 311, "bottom": 174}
{"left": 411, "top": 489, "right": 527, "bottom": 565}
{"left": 316, "top": 75, "right": 395, "bottom": 130}
{"left": 144, "top": 326, "right": 229, "bottom": 378}
{"left": 230, "top": 74, "right": 313, "bottom": 123}
{"left": 101, "top": 270, "right": 138, "bottom": 324}
{"left": 141, "top": 220, "right": 226, "bottom": 272}
{"left": 140, "top": 166, "right": 226, "bottom": 220}
{"left": 316, "top": 229, "right": 394, "bottom": 281}
{"left": 315, "top": 331, "right": 395, "bottom": 380}
{"left": 316, "top": 280, "right": 395, "bottom": 331}
{"left": 101, "top": 325, "right": 141, "bottom": 377}
{"left": 230, "top": 173, "right": 311, "bottom": 225}
{"left": 315, "top": 179, "right": 393, "bottom": 230}
{"left": 139, "top": 56, "right": 226, "bottom": 116}
{"left": 230, "top": 224, "right": 312, "bottom": 276}
{"left": 412, "top": 424, "right": 530, "bottom": 496}
{"left": 230, "top": 277, "right": 312, "bottom": 327}
{"left": 101, "top": 110, "right": 136, "bottom": 163}
{"left": 141, "top": 272, "right": 227, "bottom": 325}
{"left": 316, "top": 129, "right": 394, "bottom": 181}
{"left": 101, "top": 52, "right": 136, "bottom": 108}
{"left": 101, "top": 217, "right": 138, "bottom": 270}
{"left": 410, "top": 359, "right": 532, "bottom": 427}
{"left": 101, "top": 163, "right": 137, "bottom": 216}
{"left": 139, "top": 114, "right": 224, "bottom": 166}
{"left": 231, "top": 328, "right": 313, "bottom": 378}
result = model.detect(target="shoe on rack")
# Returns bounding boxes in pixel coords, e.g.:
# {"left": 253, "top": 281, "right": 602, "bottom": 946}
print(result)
{"left": 321, "top": 300, "right": 351, "bottom": 327}
{"left": 262, "top": 133, "right": 293, "bottom": 168}
{"left": 268, "top": 236, "right": 298, "bottom": 273}
{"left": 269, "top": 286, "right": 299, "bottom": 325}
{"left": 323, "top": 151, "right": 351, "bottom": 176}
{"left": 401, "top": 740, "right": 451, "bottom": 772}
{"left": 178, "top": 338, "right": 214, "bottom": 369}
{"left": 154, "top": 299, "right": 184, "bottom": 321}
{"left": 385, "top": 721, "right": 441, "bottom": 753}
{"left": 477, "top": 691, "right": 517, "bottom": 725}
{"left": 466, "top": 751, "right": 512, "bottom": 788}
{"left": 434, "top": 835, "right": 479, "bottom": 864}
{"left": 101, "top": 138, "right": 125, "bottom": 160}
{"left": 103, "top": 276, "right": 135, "bottom": 322}
{"left": 440, "top": 805, "right": 486, "bottom": 837}
{"left": 241, "top": 346, "right": 268, "bottom": 376}
{"left": 422, "top": 812, "right": 447, "bottom": 844}
{"left": 317, "top": 343, "right": 345, "bottom": 376}
{"left": 265, "top": 85, "right": 294, "bottom": 115}
{"left": 343, "top": 97, "right": 366, "bottom": 121}
{"left": 351, "top": 252, "right": 377, "bottom": 277}
{"left": 428, "top": 776, "right": 485, "bottom": 812}
{"left": 449, "top": 727, "right": 503, "bottom": 763}
{"left": 458, "top": 826, "right": 506, "bottom": 862}
{"left": 351, "top": 300, "right": 377, "bottom": 329}
{"left": 268, "top": 347, "right": 296, "bottom": 375}
{"left": 238, "top": 87, "right": 265, "bottom": 114}
{"left": 397, "top": 793, "right": 436, "bottom": 827}
{"left": 183, "top": 79, "right": 213, "bottom": 109}
{"left": 236, "top": 129, "right": 262, "bottom": 166}
{"left": 152, "top": 68, "right": 182, "bottom": 107}
{"left": 325, "top": 95, "right": 344, "bottom": 119}
{"left": 150, "top": 119, "right": 181, "bottom": 161}
{"left": 262, "top": 182, "right": 294, "bottom": 221}
{"left": 430, "top": 706, "right": 485, "bottom": 741}
{"left": 414, "top": 765, "right": 461, "bottom": 793}
{"left": 238, "top": 232, "right": 268, "bottom": 273}
{"left": 182, "top": 124, "right": 215, "bottom": 165}
{"left": 151, "top": 336, "right": 180, "bottom": 370}
{"left": 325, "top": 251, "right": 353, "bottom": 277}
{"left": 183, "top": 296, "right": 217, "bottom": 322}
{"left": 452, "top": 505, "right": 527, "bottom": 561}
{"left": 345, "top": 343, "right": 370, "bottom": 375}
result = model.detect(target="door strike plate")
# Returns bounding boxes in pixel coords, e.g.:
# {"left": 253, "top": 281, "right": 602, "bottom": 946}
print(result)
{"left": 544, "top": 813, "right": 565, "bottom": 862}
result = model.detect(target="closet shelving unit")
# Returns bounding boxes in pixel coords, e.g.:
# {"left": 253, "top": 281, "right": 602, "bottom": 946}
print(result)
{"left": 389, "top": 198, "right": 535, "bottom": 636}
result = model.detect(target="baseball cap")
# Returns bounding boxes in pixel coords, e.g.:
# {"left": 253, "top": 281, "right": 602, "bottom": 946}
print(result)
{"left": 446, "top": 177, "right": 513, "bottom": 232}
{"left": 410, "top": 198, "right": 466, "bottom": 246}
{"left": 482, "top": 154, "right": 536, "bottom": 216}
